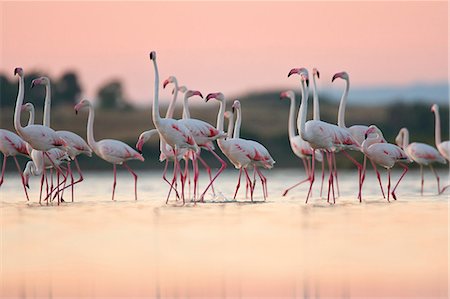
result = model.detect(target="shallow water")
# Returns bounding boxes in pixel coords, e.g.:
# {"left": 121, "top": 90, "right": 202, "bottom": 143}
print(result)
{"left": 1, "top": 168, "right": 448, "bottom": 298}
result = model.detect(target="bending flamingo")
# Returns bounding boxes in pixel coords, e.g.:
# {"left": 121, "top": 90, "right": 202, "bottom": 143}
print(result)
{"left": 75, "top": 99, "right": 144, "bottom": 200}
{"left": 431, "top": 104, "right": 450, "bottom": 193}
{"left": 362, "top": 125, "right": 410, "bottom": 201}
{"left": 395, "top": 127, "right": 446, "bottom": 195}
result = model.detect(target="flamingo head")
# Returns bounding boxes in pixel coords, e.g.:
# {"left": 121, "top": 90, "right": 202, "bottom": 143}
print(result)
{"left": 332, "top": 71, "right": 349, "bottom": 82}
{"left": 205, "top": 92, "right": 224, "bottom": 102}
{"left": 23, "top": 161, "right": 35, "bottom": 188}
{"left": 185, "top": 90, "right": 203, "bottom": 99}
{"left": 21, "top": 103, "right": 34, "bottom": 112}
{"left": 135, "top": 130, "right": 158, "bottom": 153}
{"left": 313, "top": 68, "right": 320, "bottom": 79}
{"left": 31, "top": 76, "right": 50, "bottom": 88}
{"left": 231, "top": 100, "right": 241, "bottom": 113}
{"left": 288, "top": 67, "right": 308, "bottom": 78}
{"left": 394, "top": 128, "right": 408, "bottom": 148}
{"left": 14, "top": 67, "right": 23, "bottom": 77}
{"left": 280, "top": 90, "right": 295, "bottom": 100}
{"left": 163, "top": 76, "right": 177, "bottom": 89}
{"left": 149, "top": 51, "right": 156, "bottom": 61}
{"left": 431, "top": 104, "right": 439, "bottom": 113}
{"left": 74, "top": 99, "right": 91, "bottom": 115}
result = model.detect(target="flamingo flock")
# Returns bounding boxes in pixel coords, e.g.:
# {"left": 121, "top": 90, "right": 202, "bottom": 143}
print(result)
{"left": 0, "top": 53, "right": 448, "bottom": 205}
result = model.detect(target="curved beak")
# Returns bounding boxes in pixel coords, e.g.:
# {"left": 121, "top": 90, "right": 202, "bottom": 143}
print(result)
{"left": 316, "top": 70, "right": 320, "bottom": 79}
{"left": 149, "top": 51, "right": 156, "bottom": 60}
{"left": 136, "top": 139, "right": 143, "bottom": 153}
{"left": 332, "top": 72, "right": 343, "bottom": 82}
{"left": 205, "top": 93, "right": 216, "bottom": 102}
{"left": 192, "top": 91, "right": 203, "bottom": 98}
{"left": 288, "top": 68, "right": 300, "bottom": 77}
{"left": 163, "top": 79, "right": 169, "bottom": 89}
{"left": 31, "top": 81, "right": 36, "bottom": 88}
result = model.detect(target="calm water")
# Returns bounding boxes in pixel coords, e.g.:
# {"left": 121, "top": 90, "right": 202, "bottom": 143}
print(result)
{"left": 1, "top": 168, "right": 448, "bottom": 298}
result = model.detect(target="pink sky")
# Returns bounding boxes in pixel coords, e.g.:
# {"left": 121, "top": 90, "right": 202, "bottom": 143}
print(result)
{"left": 1, "top": 1, "right": 448, "bottom": 104}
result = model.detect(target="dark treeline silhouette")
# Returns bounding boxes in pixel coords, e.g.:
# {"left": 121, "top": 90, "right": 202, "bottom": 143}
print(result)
{"left": 1, "top": 71, "right": 448, "bottom": 170}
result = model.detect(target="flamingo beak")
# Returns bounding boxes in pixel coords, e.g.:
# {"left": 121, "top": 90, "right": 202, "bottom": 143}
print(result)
{"left": 305, "top": 79, "right": 309, "bottom": 87}
{"left": 332, "top": 72, "right": 343, "bottom": 82}
{"left": 31, "top": 81, "right": 36, "bottom": 88}
{"left": 149, "top": 51, "right": 156, "bottom": 60}
{"left": 287, "top": 68, "right": 299, "bottom": 77}
{"left": 163, "top": 79, "right": 169, "bottom": 89}
{"left": 316, "top": 70, "right": 320, "bottom": 79}
{"left": 193, "top": 91, "right": 203, "bottom": 98}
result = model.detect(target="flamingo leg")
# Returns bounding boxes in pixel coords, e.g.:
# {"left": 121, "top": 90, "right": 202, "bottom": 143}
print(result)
{"left": 244, "top": 168, "right": 253, "bottom": 201}
{"left": 122, "top": 162, "right": 138, "bottom": 200}
{"left": 387, "top": 169, "right": 391, "bottom": 202}
{"left": 255, "top": 166, "right": 267, "bottom": 201}
{"left": 39, "top": 172, "right": 45, "bottom": 204}
{"left": 326, "top": 151, "right": 335, "bottom": 204}
{"left": 57, "top": 170, "right": 60, "bottom": 205}
{"left": 370, "top": 159, "right": 385, "bottom": 199}
{"left": 162, "top": 160, "right": 180, "bottom": 200}
{"left": 306, "top": 150, "right": 316, "bottom": 204}
{"left": 166, "top": 157, "right": 179, "bottom": 204}
{"left": 429, "top": 164, "right": 441, "bottom": 195}
{"left": 68, "top": 162, "right": 74, "bottom": 202}
{"left": 192, "top": 154, "right": 199, "bottom": 202}
{"left": 391, "top": 163, "right": 408, "bottom": 201}
{"left": 199, "top": 146, "right": 227, "bottom": 202}
{"left": 49, "top": 168, "right": 54, "bottom": 201}
{"left": 419, "top": 164, "right": 424, "bottom": 195}
{"left": 332, "top": 152, "right": 340, "bottom": 197}
{"left": 282, "top": 158, "right": 310, "bottom": 197}
{"left": 358, "top": 155, "right": 367, "bottom": 201}
{"left": 112, "top": 164, "right": 117, "bottom": 201}
{"left": 0, "top": 155, "right": 6, "bottom": 187}
{"left": 233, "top": 168, "right": 242, "bottom": 199}
{"left": 12, "top": 156, "right": 29, "bottom": 201}
{"left": 198, "top": 155, "right": 216, "bottom": 196}
{"left": 341, "top": 150, "right": 362, "bottom": 199}
{"left": 320, "top": 156, "right": 325, "bottom": 198}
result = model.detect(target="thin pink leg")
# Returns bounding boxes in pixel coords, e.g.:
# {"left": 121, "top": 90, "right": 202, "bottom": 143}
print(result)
{"left": 282, "top": 158, "right": 310, "bottom": 197}
{"left": 332, "top": 152, "right": 340, "bottom": 197}
{"left": 162, "top": 160, "right": 180, "bottom": 200}
{"left": 198, "top": 155, "right": 216, "bottom": 196}
{"left": 199, "top": 146, "right": 227, "bottom": 201}
{"left": 326, "top": 151, "right": 335, "bottom": 204}
{"left": 233, "top": 168, "right": 243, "bottom": 199}
{"left": 244, "top": 168, "right": 253, "bottom": 201}
{"left": 420, "top": 164, "right": 424, "bottom": 196}
{"left": 166, "top": 156, "right": 180, "bottom": 204}
{"left": 192, "top": 154, "right": 199, "bottom": 201}
{"left": 57, "top": 170, "right": 60, "bottom": 205}
{"left": 429, "top": 164, "right": 441, "bottom": 195}
{"left": 13, "top": 156, "right": 29, "bottom": 201}
{"left": 123, "top": 162, "right": 138, "bottom": 200}
{"left": 39, "top": 172, "right": 45, "bottom": 204}
{"left": 68, "top": 162, "right": 74, "bottom": 202}
{"left": 391, "top": 163, "right": 408, "bottom": 201}
{"left": 387, "top": 169, "right": 391, "bottom": 202}
{"left": 0, "top": 155, "right": 6, "bottom": 186}
{"left": 49, "top": 168, "right": 54, "bottom": 201}
{"left": 306, "top": 151, "right": 316, "bottom": 204}
{"left": 358, "top": 155, "right": 367, "bottom": 201}
{"left": 320, "top": 156, "right": 325, "bottom": 198}
{"left": 112, "top": 164, "right": 117, "bottom": 201}
{"left": 370, "top": 159, "right": 385, "bottom": 198}
{"left": 255, "top": 167, "right": 267, "bottom": 200}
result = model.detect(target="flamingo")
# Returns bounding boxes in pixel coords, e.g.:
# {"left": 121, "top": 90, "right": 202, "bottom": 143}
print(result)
{"left": 362, "top": 125, "right": 410, "bottom": 201}
{"left": 431, "top": 104, "right": 450, "bottom": 193}
{"left": 395, "top": 127, "right": 446, "bottom": 195}
{"left": 0, "top": 124, "right": 30, "bottom": 201}
{"left": 288, "top": 68, "right": 360, "bottom": 204}
{"left": 74, "top": 99, "right": 144, "bottom": 200}
{"left": 279, "top": 90, "right": 323, "bottom": 197}
{"left": 230, "top": 100, "right": 275, "bottom": 200}
{"left": 148, "top": 51, "right": 199, "bottom": 205}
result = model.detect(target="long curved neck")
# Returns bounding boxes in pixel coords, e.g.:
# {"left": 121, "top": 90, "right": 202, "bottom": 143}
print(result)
{"left": 151, "top": 59, "right": 162, "bottom": 126}
{"left": 402, "top": 129, "right": 409, "bottom": 148}
{"left": 86, "top": 104, "right": 98, "bottom": 150}
{"left": 337, "top": 78, "right": 349, "bottom": 128}
{"left": 166, "top": 81, "right": 178, "bottom": 118}
{"left": 312, "top": 75, "right": 320, "bottom": 121}
{"left": 226, "top": 113, "right": 234, "bottom": 139}
{"left": 287, "top": 94, "right": 297, "bottom": 139}
{"left": 298, "top": 80, "right": 308, "bottom": 140}
{"left": 216, "top": 99, "right": 225, "bottom": 133}
{"left": 433, "top": 109, "right": 442, "bottom": 146}
{"left": 43, "top": 81, "right": 51, "bottom": 127}
{"left": 233, "top": 107, "right": 242, "bottom": 139}
{"left": 14, "top": 75, "right": 25, "bottom": 134}
{"left": 27, "top": 106, "right": 35, "bottom": 126}
{"left": 182, "top": 94, "right": 190, "bottom": 119}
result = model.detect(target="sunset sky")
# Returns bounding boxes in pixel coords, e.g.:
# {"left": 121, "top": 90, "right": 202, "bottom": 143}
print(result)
{"left": 1, "top": 1, "right": 448, "bottom": 104}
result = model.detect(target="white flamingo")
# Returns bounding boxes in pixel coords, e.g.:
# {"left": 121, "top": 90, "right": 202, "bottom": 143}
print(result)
{"left": 362, "top": 125, "right": 410, "bottom": 201}
{"left": 75, "top": 99, "right": 144, "bottom": 200}
{"left": 289, "top": 68, "right": 360, "bottom": 204}
{"left": 149, "top": 51, "right": 199, "bottom": 205}
{"left": 395, "top": 127, "right": 446, "bottom": 195}
{"left": 431, "top": 104, "right": 450, "bottom": 193}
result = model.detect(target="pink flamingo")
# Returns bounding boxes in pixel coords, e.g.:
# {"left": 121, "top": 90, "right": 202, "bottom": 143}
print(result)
{"left": 280, "top": 90, "right": 323, "bottom": 197}
{"left": 395, "top": 127, "right": 446, "bottom": 195}
{"left": 431, "top": 104, "right": 450, "bottom": 193}
{"left": 74, "top": 99, "right": 144, "bottom": 200}
{"left": 0, "top": 126, "right": 30, "bottom": 201}
{"left": 289, "top": 68, "right": 360, "bottom": 204}
{"left": 149, "top": 51, "right": 199, "bottom": 205}
{"left": 362, "top": 125, "right": 410, "bottom": 201}
{"left": 231, "top": 100, "right": 275, "bottom": 200}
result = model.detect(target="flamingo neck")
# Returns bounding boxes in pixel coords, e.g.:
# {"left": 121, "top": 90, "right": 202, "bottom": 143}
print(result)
{"left": 298, "top": 80, "right": 308, "bottom": 140}
{"left": 433, "top": 108, "right": 442, "bottom": 146}
{"left": 337, "top": 78, "right": 349, "bottom": 128}
{"left": 287, "top": 94, "right": 297, "bottom": 140}
{"left": 216, "top": 98, "right": 226, "bottom": 133}
{"left": 182, "top": 94, "right": 190, "bottom": 119}
{"left": 151, "top": 59, "right": 162, "bottom": 127}
{"left": 234, "top": 106, "right": 242, "bottom": 139}
{"left": 226, "top": 113, "right": 234, "bottom": 139}
{"left": 166, "top": 80, "right": 178, "bottom": 119}
{"left": 312, "top": 75, "right": 320, "bottom": 121}
{"left": 401, "top": 128, "right": 409, "bottom": 148}
{"left": 14, "top": 75, "right": 25, "bottom": 135}
{"left": 86, "top": 104, "right": 98, "bottom": 150}
{"left": 43, "top": 81, "right": 52, "bottom": 127}
{"left": 27, "top": 106, "right": 35, "bottom": 126}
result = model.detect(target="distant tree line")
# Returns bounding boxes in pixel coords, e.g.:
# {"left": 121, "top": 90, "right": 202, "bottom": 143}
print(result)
{"left": 0, "top": 71, "right": 130, "bottom": 110}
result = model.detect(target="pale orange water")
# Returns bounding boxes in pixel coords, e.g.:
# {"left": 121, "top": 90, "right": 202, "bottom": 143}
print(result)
{"left": 1, "top": 169, "right": 448, "bottom": 298}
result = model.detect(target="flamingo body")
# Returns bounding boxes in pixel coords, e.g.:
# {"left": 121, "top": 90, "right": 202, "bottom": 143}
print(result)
{"left": 405, "top": 143, "right": 446, "bottom": 166}
{"left": 0, "top": 130, "right": 29, "bottom": 157}
{"left": 55, "top": 130, "right": 92, "bottom": 159}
